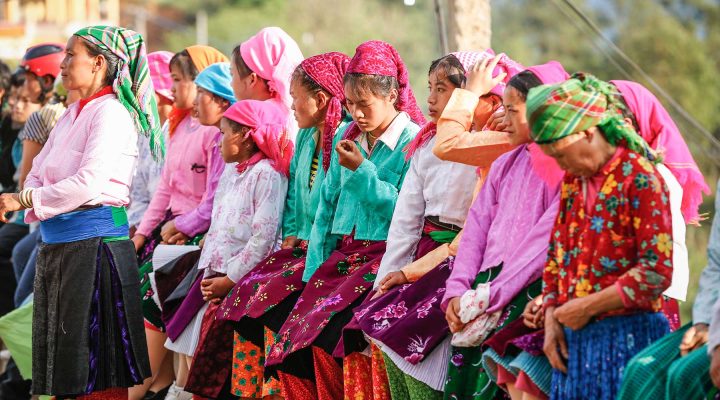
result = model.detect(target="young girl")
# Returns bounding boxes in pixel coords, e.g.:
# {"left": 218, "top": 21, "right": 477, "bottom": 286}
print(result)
{"left": 264, "top": 40, "right": 425, "bottom": 400}
{"left": 215, "top": 51, "right": 352, "bottom": 399}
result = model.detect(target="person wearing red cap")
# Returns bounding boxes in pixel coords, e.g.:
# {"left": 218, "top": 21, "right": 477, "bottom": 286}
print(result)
{"left": 20, "top": 43, "right": 64, "bottom": 104}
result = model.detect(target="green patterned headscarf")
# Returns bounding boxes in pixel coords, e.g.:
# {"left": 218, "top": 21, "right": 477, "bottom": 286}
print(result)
{"left": 526, "top": 73, "right": 652, "bottom": 159}
{"left": 74, "top": 25, "right": 164, "bottom": 159}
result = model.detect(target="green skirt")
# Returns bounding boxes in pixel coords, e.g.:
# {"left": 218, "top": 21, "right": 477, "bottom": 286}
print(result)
{"left": 443, "top": 265, "right": 542, "bottom": 400}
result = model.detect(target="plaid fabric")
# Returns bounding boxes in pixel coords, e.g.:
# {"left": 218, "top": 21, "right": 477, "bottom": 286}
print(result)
{"left": 526, "top": 73, "right": 650, "bottom": 158}
{"left": 74, "top": 25, "right": 163, "bottom": 159}
{"left": 147, "top": 51, "right": 174, "bottom": 102}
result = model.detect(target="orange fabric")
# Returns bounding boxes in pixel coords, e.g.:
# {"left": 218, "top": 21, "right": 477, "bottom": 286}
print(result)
{"left": 342, "top": 345, "right": 390, "bottom": 400}
{"left": 168, "top": 107, "right": 191, "bottom": 136}
{"left": 230, "top": 328, "right": 283, "bottom": 398}
{"left": 279, "top": 370, "right": 317, "bottom": 400}
{"left": 313, "top": 346, "right": 344, "bottom": 400}
{"left": 185, "top": 45, "right": 229, "bottom": 72}
{"left": 76, "top": 387, "right": 127, "bottom": 399}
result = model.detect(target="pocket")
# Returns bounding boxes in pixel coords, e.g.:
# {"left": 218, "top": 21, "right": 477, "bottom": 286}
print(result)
{"left": 377, "top": 166, "right": 400, "bottom": 187}
{"left": 190, "top": 163, "right": 207, "bottom": 194}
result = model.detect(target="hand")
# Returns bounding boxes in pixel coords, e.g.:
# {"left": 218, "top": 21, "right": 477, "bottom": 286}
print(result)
{"left": 160, "top": 219, "right": 180, "bottom": 243}
{"left": 543, "top": 308, "right": 568, "bottom": 373}
{"left": 445, "top": 297, "right": 466, "bottom": 333}
{"left": 680, "top": 323, "right": 709, "bottom": 356}
{"left": 711, "top": 347, "right": 720, "bottom": 388}
{"left": 377, "top": 271, "right": 409, "bottom": 295}
{"left": 132, "top": 234, "right": 147, "bottom": 252}
{"left": 486, "top": 109, "right": 507, "bottom": 132}
{"left": 167, "top": 232, "right": 189, "bottom": 245}
{"left": 0, "top": 193, "right": 22, "bottom": 223}
{"left": 199, "top": 237, "right": 206, "bottom": 248}
{"left": 553, "top": 297, "right": 593, "bottom": 331}
{"left": 281, "top": 236, "right": 300, "bottom": 250}
{"left": 336, "top": 140, "right": 364, "bottom": 171}
{"left": 523, "top": 295, "right": 544, "bottom": 329}
{"left": 129, "top": 225, "right": 137, "bottom": 238}
{"left": 201, "top": 276, "right": 235, "bottom": 303}
{"left": 465, "top": 54, "right": 507, "bottom": 97}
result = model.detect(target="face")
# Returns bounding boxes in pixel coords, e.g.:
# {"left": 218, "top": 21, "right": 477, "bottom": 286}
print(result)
{"left": 290, "top": 79, "right": 325, "bottom": 129}
{"left": 502, "top": 86, "right": 531, "bottom": 146}
{"left": 193, "top": 87, "right": 226, "bottom": 126}
{"left": 170, "top": 63, "right": 197, "bottom": 110}
{"left": 60, "top": 36, "right": 100, "bottom": 92}
{"left": 23, "top": 72, "right": 43, "bottom": 103}
{"left": 427, "top": 70, "right": 455, "bottom": 122}
{"left": 540, "top": 128, "right": 606, "bottom": 177}
{"left": 219, "top": 118, "right": 251, "bottom": 163}
{"left": 11, "top": 85, "right": 41, "bottom": 124}
{"left": 6, "top": 85, "right": 21, "bottom": 109}
{"left": 344, "top": 83, "right": 398, "bottom": 135}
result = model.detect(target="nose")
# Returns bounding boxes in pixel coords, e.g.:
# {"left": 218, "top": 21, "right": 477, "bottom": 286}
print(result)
{"left": 352, "top": 107, "right": 363, "bottom": 120}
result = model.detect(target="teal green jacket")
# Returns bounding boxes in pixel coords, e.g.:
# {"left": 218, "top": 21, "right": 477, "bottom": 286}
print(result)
{"left": 303, "top": 113, "right": 419, "bottom": 281}
{"left": 281, "top": 118, "right": 352, "bottom": 240}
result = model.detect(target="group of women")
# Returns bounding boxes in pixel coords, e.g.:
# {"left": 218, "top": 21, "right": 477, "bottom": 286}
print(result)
{"left": 0, "top": 22, "right": 716, "bottom": 400}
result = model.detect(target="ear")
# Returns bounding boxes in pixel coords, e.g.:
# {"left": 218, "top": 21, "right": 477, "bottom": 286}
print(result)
{"left": 315, "top": 90, "right": 329, "bottom": 109}
{"left": 92, "top": 54, "right": 105, "bottom": 74}
{"left": 387, "top": 88, "right": 399, "bottom": 105}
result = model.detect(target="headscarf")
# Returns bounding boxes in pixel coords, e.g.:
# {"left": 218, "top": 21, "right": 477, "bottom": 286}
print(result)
{"left": 168, "top": 45, "right": 229, "bottom": 136}
{"left": 195, "top": 62, "right": 237, "bottom": 105}
{"left": 239, "top": 27, "right": 304, "bottom": 110}
{"left": 611, "top": 80, "right": 710, "bottom": 223}
{"left": 299, "top": 52, "right": 350, "bottom": 171}
{"left": 224, "top": 99, "right": 294, "bottom": 177}
{"left": 527, "top": 73, "right": 652, "bottom": 160}
{"left": 343, "top": 40, "right": 426, "bottom": 141}
{"left": 526, "top": 61, "right": 570, "bottom": 86}
{"left": 404, "top": 49, "right": 523, "bottom": 159}
{"left": 74, "top": 25, "right": 163, "bottom": 158}
{"left": 147, "top": 51, "right": 174, "bottom": 102}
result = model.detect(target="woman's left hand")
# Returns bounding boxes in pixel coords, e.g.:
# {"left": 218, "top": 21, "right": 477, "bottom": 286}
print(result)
{"left": 336, "top": 140, "right": 364, "bottom": 171}
{"left": 553, "top": 297, "right": 593, "bottom": 331}
{"left": 160, "top": 219, "right": 181, "bottom": 243}
{"left": 0, "top": 193, "right": 23, "bottom": 223}
{"left": 201, "top": 276, "right": 235, "bottom": 304}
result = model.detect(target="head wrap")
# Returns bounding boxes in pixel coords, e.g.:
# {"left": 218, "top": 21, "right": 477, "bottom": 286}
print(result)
{"left": 147, "top": 51, "right": 173, "bottom": 102}
{"left": 527, "top": 73, "right": 652, "bottom": 159}
{"left": 74, "top": 25, "right": 163, "bottom": 158}
{"left": 526, "top": 61, "right": 570, "bottom": 86}
{"left": 239, "top": 27, "right": 304, "bottom": 109}
{"left": 343, "top": 40, "right": 426, "bottom": 141}
{"left": 299, "top": 52, "right": 350, "bottom": 171}
{"left": 611, "top": 80, "right": 710, "bottom": 223}
{"left": 224, "top": 99, "right": 294, "bottom": 177}
{"left": 195, "top": 62, "right": 237, "bottom": 105}
{"left": 185, "top": 45, "right": 229, "bottom": 72}
{"left": 53, "top": 75, "right": 67, "bottom": 99}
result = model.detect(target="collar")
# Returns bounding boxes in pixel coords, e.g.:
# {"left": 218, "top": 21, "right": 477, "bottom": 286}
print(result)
{"left": 77, "top": 86, "right": 114, "bottom": 115}
{"left": 357, "top": 111, "right": 409, "bottom": 153}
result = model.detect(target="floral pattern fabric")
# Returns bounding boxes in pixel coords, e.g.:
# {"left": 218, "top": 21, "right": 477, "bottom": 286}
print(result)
{"left": 542, "top": 149, "right": 674, "bottom": 315}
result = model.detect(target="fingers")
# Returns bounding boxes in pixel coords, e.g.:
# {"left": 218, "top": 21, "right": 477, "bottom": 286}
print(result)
{"left": 487, "top": 53, "right": 503, "bottom": 73}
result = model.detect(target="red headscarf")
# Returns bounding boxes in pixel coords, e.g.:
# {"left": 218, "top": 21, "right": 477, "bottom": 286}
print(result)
{"left": 611, "top": 80, "right": 710, "bottom": 224}
{"left": 223, "top": 100, "right": 294, "bottom": 177}
{"left": 299, "top": 52, "right": 350, "bottom": 171}
{"left": 343, "top": 40, "right": 426, "bottom": 141}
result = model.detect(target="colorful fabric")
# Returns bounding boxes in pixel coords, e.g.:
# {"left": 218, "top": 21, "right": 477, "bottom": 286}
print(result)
{"left": 73, "top": 25, "right": 163, "bottom": 159}
{"left": 240, "top": 27, "right": 304, "bottom": 109}
{"left": 39, "top": 206, "right": 128, "bottom": 244}
{"left": 384, "top": 353, "right": 443, "bottom": 400}
{"left": 542, "top": 148, "right": 674, "bottom": 315}
{"left": 612, "top": 80, "right": 710, "bottom": 224}
{"left": 551, "top": 312, "right": 669, "bottom": 400}
{"left": 230, "top": 330, "right": 282, "bottom": 398}
{"left": 619, "top": 323, "right": 713, "bottom": 400}
{"left": 343, "top": 40, "right": 426, "bottom": 141}
{"left": 343, "top": 346, "right": 391, "bottom": 400}
{"left": 194, "top": 62, "right": 236, "bottom": 104}
{"left": 309, "top": 155, "right": 320, "bottom": 187}
{"left": 313, "top": 346, "right": 345, "bottom": 400}
{"left": 147, "top": 50, "right": 174, "bottom": 101}
{"left": 19, "top": 102, "right": 66, "bottom": 145}
{"left": 451, "top": 50, "right": 524, "bottom": 98}
{"left": 223, "top": 99, "right": 294, "bottom": 177}
{"left": 185, "top": 45, "right": 229, "bottom": 71}
{"left": 76, "top": 387, "right": 128, "bottom": 399}
{"left": 526, "top": 73, "right": 651, "bottom": 159}
{"left": 526, "top": 60, "right": 570, "bottom": 86}
{"left": 300, "top": 52, "right": 351, "bottom": 171}
{"left": 0, "top": 300, "right": 33, "bottom": 379}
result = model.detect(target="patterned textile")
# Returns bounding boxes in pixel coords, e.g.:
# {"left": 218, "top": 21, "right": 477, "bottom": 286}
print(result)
{"left": 343, "top": 40, "right": 426, "bottom": 141}
{"left": 526, "top": 73, "right": 650, "bottom": 159}
{"left": 342, "top": 345, "right": 391, "bottom": 400}
{"left": 300, "top": 52, "right": 350, "bottom": 171}
{"left": 147, "top": 51, "right": 173, "bottom": 101}
{"left": 75, "top": 387, "right": 128, "bottom": 399}
{"left": 223, "top": 99, "right": 294, "bottom": 176}
{"left": 542, "top": 148, "right": 674, "bottom": 316}
{"left": 383, "top": 353, "right": 443, "bottom": 400}
{"left": 74, "top": 25, "right": 163, "bottom": 159}
{"left": 230, "top": 330, "right": 282, "bottom": 398}
{"left": 451, "top": 50, "right": 524, "bottom": 98}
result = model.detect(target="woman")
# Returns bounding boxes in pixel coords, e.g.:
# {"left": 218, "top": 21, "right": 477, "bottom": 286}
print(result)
{"left": 0, "top": 25, "right": 160, "bottom": 399}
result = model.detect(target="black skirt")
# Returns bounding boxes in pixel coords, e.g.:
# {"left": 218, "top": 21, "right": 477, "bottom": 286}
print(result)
{"left": 32, "top": 237, "right": 151, "bottom": 396}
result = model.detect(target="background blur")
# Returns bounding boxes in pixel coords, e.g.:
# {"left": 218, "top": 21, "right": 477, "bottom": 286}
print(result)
{"left": 1, "top": 0, "right": 718, "bottom": 320}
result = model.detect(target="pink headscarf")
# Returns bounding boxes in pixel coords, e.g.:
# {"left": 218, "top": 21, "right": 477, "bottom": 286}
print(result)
{"left": 147, "top": 51, "right": 174, "bottom": 102}
{"left": 223, "top": 100, "right": 295, "bottom": 177}
{"left": 240, "top": 27, "right": 304, "bottom": 111}
{"left": 299, "top": 52, "right": 350, "bottom": 172}
{"left": 343, "top": 40, "right": 426, "bottom": 141}
{"left": 611, "top": 80, "right": 710, "bottom": 223}
{"left": 526, "top": 61, "right": 570, "bottom": 86}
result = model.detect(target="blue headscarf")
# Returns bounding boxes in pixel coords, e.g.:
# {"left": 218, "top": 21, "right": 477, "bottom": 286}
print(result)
{"left": 194, "top": 62, "right": 236, "bottom": 104}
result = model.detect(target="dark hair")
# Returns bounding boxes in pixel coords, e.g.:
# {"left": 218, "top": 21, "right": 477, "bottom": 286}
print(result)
{"left": 507, "top": 70, "right": 543, "bottom": 100}
{"left": 0, "top": 61, "right": 11, "bottom": 106}
{"left": 614, "top": 93, "right": 640, "bottom": 132}
{"left": 291, "top": 65, "right": 324, "bottom": 95}
{"left": 78, "top": 36, "right": 120, "bottom": 87}
{"left": 428, "top": 54, "right": 465, "bottom": 88}
{"left": 222, "top": 116, "right": 247, "bottom": 133}
{"left": 343, "top": 73, "right": 399, "bottom": 103}
{"left": 170, "top": 50, "right": 200, "bottom": 80}
{"left": 231, "top": 45, "right": 270, "bottom": 88}
{"left": 10, "top": 68, "right": 25, "bottom": 88}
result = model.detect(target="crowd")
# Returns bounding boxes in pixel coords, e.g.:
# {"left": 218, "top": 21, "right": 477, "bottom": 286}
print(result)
{"left": 0, "top": 23, "right": 716, "bottom": 400}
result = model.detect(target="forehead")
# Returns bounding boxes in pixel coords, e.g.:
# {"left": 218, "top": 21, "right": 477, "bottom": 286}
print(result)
{"left": 502, "top": 86, "right": 524, "bottom": 106}
{"left": 343, "top": 82, "right": 377, "bottom": 103}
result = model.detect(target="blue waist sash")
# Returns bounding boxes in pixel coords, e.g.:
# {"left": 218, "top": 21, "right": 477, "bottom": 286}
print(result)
{"left": 40, "top": 206, "right": 129, "bottom": 244}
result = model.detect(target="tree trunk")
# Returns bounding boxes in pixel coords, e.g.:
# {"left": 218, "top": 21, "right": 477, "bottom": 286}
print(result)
{"left": 446, "top": 0, "right": 491, "bottom": 52}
